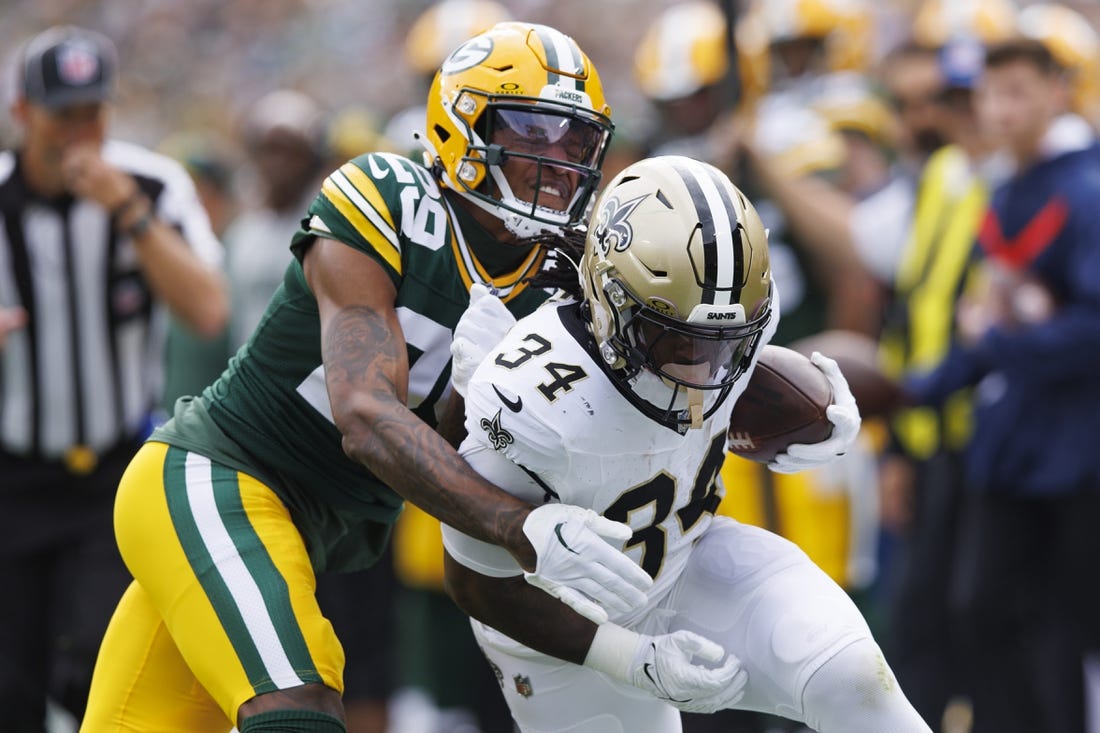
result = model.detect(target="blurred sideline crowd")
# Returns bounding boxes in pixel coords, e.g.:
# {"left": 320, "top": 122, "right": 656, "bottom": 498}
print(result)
{"left": 5, "top": 0, "right": 1100, "bottom": 732}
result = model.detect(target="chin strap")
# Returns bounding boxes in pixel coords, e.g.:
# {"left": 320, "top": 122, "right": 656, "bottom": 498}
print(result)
{"left": 688, "top": 389, "right": 704, "bottom": 430}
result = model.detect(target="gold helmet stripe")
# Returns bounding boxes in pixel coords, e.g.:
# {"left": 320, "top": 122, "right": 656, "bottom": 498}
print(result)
{"left": 667, "top": 157, "right": 743, "bottom": 307}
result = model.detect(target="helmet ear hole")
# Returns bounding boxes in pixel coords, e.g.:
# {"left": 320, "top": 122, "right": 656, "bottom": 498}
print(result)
{"left": 433, "top": 125, "right": 451, "bottom": 144}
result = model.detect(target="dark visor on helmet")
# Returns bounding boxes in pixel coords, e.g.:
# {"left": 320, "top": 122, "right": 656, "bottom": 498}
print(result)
{"left": 489, "top": 107, "right": 607, "bottom": 168}
{"left": 630, "top": 313, "right": 756, "bottom": 390}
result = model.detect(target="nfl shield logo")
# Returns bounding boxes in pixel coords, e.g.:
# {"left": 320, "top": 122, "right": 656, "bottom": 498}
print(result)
{"left": 513, "top": 673, "right": 533, "bottom": 698}
{"left": 57, "top": 44, "right": 99, "bottom": 86}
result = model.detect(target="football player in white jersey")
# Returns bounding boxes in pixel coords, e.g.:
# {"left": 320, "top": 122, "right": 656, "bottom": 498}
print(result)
{"left": 442, "top": 156, "right": 932, "bottom": 732}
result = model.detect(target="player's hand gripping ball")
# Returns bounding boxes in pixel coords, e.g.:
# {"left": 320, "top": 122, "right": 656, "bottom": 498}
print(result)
{"left": 727, "top": 345, "right": 834, "bottom": 463}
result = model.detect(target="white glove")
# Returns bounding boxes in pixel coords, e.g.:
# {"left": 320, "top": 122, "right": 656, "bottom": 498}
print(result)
{"left": 769, "top": 351, "right": 861, "bottom": 474}
{"left": 451, "top": 283, "right": 517, "bottom": 397}
{"left": 522, "top": 504, "right": 654, "bottom": 624}
{"left": 584, "top": 624, "right": 748, "bottom": 713}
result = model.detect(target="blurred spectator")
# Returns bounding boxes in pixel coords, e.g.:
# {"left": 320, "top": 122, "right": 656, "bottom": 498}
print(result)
{"left": 225, "top": 88, "right": 326, "bottom": 346}
{"left": 632, "top": 1, "right": 735, "bottom": 160}
{"left": 846, "top": 41, "right": 947, "bottom": 293}
{"left": 157, "top": 132, "right": 240, "bottom": 412}
{"left": 735, "top": 0, "right": 874, "bottom": 110}
{"left": 0, "top": 25, "right": 226, "bottom": 732}
{"left": 1016, "top": 2, "right": 1100, "bottom": 128}
{"left": 847, "top": 0, "right": 1016, "bottom": 299}
{"left": 162, "top": 132, "right": 240, "bottom": 237}
{"left": 876, "top": 29, "right": 1012, "bottom": 732}
{"left": 814, "top": 73, "right": 901, "bottom": 201}
{"left": 906, "top": 37, "right": 1100, "bottom": 733}
{"left": 325, "top": 104, "right": 397, "bottom": 168}
{"left": 726, "top": 0, "right": 879, "bottom": 340}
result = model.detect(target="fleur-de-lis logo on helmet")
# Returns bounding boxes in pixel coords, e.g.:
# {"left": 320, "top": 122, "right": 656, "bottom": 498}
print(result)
{"left": 594, "top": 194, "right": 649, "bottom": 254}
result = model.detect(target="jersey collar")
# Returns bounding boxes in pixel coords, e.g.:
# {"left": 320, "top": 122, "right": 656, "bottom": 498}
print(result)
{"left": 444, "top": 193, "right": 546, "bottom": 303}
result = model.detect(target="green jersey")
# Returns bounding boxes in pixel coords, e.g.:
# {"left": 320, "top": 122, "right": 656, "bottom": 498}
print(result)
{"left": 154, "top": 152, "right": 550, "bottom": 571}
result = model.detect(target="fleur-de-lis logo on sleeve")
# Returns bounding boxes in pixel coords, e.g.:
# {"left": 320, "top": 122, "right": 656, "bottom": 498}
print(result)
{"left": 480, "top": 408, "right": 515, "bottom": 451}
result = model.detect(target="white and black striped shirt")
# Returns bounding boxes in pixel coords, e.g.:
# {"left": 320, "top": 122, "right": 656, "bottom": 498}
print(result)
{"left": 0, "top": 139, "right": 223, "bottom": 460}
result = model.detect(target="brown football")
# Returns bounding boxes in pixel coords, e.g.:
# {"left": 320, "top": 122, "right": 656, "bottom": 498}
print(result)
{"left": 788, "top": 330, "right": 909, "bottom": 419}
{"left": 728, "top": 345, "right": 833, "bottom": 462}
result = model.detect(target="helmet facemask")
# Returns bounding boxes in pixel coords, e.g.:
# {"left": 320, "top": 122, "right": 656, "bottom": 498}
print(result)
{"left": 421, "top": 22, "right": 615, "bottom": 240}
{"left": 454, "top": 95, "right": 612, "bottom": 238}
{"left": 591, "top": 267, "right": 771, "bottom": 431}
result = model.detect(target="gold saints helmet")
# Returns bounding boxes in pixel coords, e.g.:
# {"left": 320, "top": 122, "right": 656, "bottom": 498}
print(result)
{"left": 422, "top": 21, "right": 614, "bottom": 239}
{"left": 579, "top": 156, "right": 773, "bottom": 430}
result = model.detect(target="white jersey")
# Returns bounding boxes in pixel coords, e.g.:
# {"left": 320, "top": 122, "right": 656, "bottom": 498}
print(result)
{"left": 443, "top": 296, "right": 764, "bottom": 626}
{"left": 442, "top": 296, "right": 929, "bottom": 733}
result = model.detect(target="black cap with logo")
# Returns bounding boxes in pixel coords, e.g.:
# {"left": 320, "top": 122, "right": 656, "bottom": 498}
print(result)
{"left": 21, "top": 26, "right": 118, "bottom": 109}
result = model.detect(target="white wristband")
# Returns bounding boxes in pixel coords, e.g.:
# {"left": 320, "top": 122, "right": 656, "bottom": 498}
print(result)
{"left": 583, "top": 623, "right": 643, "bottom": 682}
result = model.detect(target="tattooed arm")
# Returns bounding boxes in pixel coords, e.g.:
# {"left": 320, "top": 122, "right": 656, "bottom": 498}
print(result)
{"left": 302, "top": 237, "right": 537, "bottom": 567}
{"left": 302, "top": 238, "right": 654, "bottom": 621}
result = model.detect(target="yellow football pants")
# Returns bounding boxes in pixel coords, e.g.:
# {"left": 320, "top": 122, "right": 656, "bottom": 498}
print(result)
{"left": 81, "top": 442, "right": 344, "bottom": 732}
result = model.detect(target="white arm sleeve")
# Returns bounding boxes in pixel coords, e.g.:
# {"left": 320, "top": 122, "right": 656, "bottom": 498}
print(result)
{"left": 440, "top": 437, "right": 547, "bottom": 578}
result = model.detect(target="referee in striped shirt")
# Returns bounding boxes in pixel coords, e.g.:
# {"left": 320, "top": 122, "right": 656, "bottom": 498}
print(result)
{"left": 0, "top": 26, "right": 228, "bottom": 731}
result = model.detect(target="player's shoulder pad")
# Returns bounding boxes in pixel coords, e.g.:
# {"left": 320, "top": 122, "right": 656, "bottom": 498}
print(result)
{"left": 340, "top": 152, "right": 442, "bottom": 200}
{"left": 464, "top": 303, "right": 573, "bottom": 463}
{"left": 311, "top": 151, "right": 451, "bottom": 273}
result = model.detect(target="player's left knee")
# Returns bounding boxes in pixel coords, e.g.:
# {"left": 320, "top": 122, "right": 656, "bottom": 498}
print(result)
{"left": 801, "top": 638, "right": 930, "bottom": 733}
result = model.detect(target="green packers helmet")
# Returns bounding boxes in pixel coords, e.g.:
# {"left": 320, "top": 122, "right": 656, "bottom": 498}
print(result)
{"left": 422, "top": 21, "right": 614, "bottom": 238}
{"left": 580, "top": 155, "right": 773, "bottom": 429}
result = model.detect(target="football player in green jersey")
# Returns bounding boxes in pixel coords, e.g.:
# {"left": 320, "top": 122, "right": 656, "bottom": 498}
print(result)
{"left": 81, "top": 22, "right": 653, "bottom": 733}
